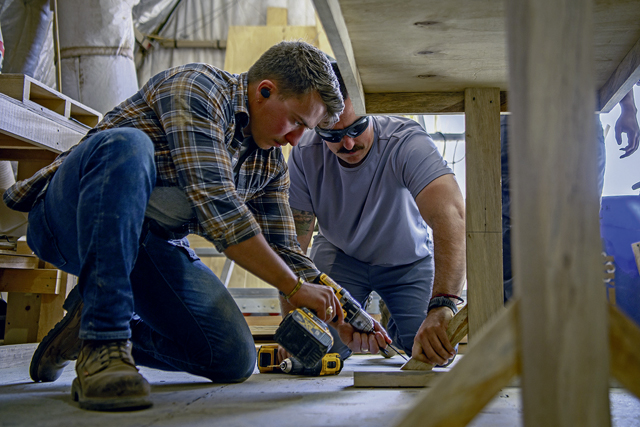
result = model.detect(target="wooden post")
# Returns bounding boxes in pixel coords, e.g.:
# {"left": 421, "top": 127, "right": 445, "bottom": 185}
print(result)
{"left": 506, "top": 0, "right": 610, "bottom": 425}
{"left": 464, "top": 87, "right": 504, "bottom": 339}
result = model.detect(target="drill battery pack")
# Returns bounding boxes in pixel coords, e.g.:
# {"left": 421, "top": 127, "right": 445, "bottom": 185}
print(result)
{"left": 257, "top": 344, "right": 281, "bottom": 373}
{"left": 275, "top": 307, "right": 333, "bottom": 368}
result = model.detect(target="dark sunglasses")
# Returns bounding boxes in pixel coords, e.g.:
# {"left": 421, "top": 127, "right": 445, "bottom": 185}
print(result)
{"left": 315, "top": 116, "right": 370, "bottom": 143}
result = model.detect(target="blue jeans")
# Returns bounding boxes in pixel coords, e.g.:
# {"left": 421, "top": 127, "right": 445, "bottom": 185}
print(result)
{"left": 310, "top": 235, "right": 434, "bottom": 356}
{"left": 500, "top": 115, "right": 606, "bottom": 303}
{"left": 26, "top": 128, "right": 255, "bottom": 382}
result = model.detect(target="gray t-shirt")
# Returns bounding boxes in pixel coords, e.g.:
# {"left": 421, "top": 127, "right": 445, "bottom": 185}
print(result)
{"left": 288, "top": 115, "right": 453, "bottom": 266}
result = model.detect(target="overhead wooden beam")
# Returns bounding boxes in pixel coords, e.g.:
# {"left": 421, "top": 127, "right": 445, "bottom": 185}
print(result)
{"left": 312, "top": 0, "right": 366, "bottom": 115}
{"left": 365, "top": 92, "right": 509, "bottom": 115}
{"left": 598, "top": 35, "right": 640, "bottom": 113}
{"left": 393, "top": 300, "right": 520, "bottom": 427}
{"left": 507, "top": 0, "right": 610, "bottom": 425}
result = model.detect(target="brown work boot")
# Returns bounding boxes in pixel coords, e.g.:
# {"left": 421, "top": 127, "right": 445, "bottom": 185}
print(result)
{"left": 71, "top": 340, "right": 152, "bottom": 411}
{"left": 30, "top": 286, "right": 83, "bottom": 382}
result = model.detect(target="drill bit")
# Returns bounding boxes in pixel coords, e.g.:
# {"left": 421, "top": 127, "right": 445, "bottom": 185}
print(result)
{"left": 381, "top": 343, "right": 408, "bottom": 361}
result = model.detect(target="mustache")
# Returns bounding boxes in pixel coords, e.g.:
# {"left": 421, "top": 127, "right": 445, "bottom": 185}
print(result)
{"left": 338, "top": 145, "right": 364, "bottom": 154}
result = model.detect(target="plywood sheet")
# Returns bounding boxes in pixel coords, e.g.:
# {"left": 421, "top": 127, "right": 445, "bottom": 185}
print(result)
{"left": 332, "top": 0, "right": 640, "bottom": 96}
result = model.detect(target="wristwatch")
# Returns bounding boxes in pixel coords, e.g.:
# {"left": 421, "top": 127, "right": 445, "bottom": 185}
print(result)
{"left": 428, "top": 296, "right": 459, "bottom": 315}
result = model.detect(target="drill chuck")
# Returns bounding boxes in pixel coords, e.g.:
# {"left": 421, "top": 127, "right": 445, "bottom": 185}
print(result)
{"left": 317, "top": 273, "right": 375, "bottom": 333}
{"left": 280, "top": 354, "right": 343, "bottom": 376}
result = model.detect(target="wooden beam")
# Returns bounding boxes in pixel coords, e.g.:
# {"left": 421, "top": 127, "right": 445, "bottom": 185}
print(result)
{"left": 609, "top": 304, "right": 640, "bottom": 399}
{"left": 354, "top": 370, "right": 442, "bottom": 388}
{"left": 36, "top": 271, "right": 72, "bottom": 341}
{"left": 464, "top": 87, "right": 504, "bottom": 340}
{"left": 0, "top": 148, "right": 58, "bottom": 162}
{"left": 506, "top": 0, "right": 610, "bottom": 425}
{"left": 0, "top": 269, "right": 60, "bottom": 294}
{"left": 401, "top": 304, "right": 468, "bottom": 371}
{"left": 0, "top": 94, "right": 88, "bottom": 154}
{"left": 312, "top": 0, "right": 366, "bottom": 115}
{"left": 598, "top": 35, "right": 640, "bottom": 113}
{"left": 4, "top": 293, "right": 42, "bottom": 344}
{"left": 365, "top": 92, "right": 509, "bottom": 115}
{"left": 0, "top": 254, "right": 40, "bottom": 270}
{"left": 393, "top": 300, "right": 520, "bottom": 427}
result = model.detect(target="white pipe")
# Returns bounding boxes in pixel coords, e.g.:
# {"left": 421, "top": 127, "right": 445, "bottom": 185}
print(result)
{"left": 57, "top": 0, "right": 139, "bottom": 115}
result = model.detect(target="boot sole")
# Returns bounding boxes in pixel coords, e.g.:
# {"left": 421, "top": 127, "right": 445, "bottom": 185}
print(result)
{"left": 71, "top": 378, "right": 153, "bottom": 411}
{"left": 29, "top": 287, "right": 83, "bottom": 382}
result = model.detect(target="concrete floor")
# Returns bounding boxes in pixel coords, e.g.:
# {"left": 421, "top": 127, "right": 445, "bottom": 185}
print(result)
{"left": 1, "top": 345, "right": 639, "bottom": 427}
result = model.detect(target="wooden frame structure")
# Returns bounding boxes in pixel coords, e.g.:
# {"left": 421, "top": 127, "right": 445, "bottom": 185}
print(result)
{"left": 0, "top": 74, "right": 101, "bottom": 344}
{"left": 313, "top": 0, "right": 640, "bottom": 425}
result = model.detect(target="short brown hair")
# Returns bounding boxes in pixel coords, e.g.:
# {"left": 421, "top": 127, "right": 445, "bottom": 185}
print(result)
{"left": 248, "top": 41, "right": 344, "bottom": 127}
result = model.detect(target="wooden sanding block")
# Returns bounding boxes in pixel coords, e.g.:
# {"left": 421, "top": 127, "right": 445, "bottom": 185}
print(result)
{"left": 400, "top": 304, "right": 468, "bottom": 371}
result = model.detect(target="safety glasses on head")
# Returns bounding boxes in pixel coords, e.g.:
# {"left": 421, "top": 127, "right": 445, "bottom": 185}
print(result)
{"left": 315, "top": 116, "right": 370, "bottom": 143}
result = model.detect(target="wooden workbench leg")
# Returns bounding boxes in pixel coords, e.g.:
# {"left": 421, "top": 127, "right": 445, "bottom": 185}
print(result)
{"left": 37, "top": 271, "right": 76, "bottom": 341}
{"left": 3, "top": 159, "right": 63, "bottom": 344}
{"left": 506, "top": 0, "right": 610, "bottom": 426}
{"left": 4, "top": 293, "right": 42, "bottom": 344}
{"left": 464, "top": 87, "right": 504, "bottom": 340}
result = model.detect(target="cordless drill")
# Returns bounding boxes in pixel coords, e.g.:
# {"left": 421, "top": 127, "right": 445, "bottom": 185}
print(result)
{"left": 274, "top": 273, "right": 403, "bottom": 368}
{"left": 257, "top": 344, "right": 343, "bottom": 376}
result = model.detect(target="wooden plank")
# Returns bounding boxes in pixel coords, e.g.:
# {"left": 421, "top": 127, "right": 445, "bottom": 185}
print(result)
{"left": 267, "top": 7, "right": 288, "bottom": 26}
{"left": 249, "top": 325, "right": 278, "bottom": 336}
{"left": 312, "top": 0, "right": 366, "bottom": 115}
{"left": 16, "top": 159, "right": 54, "bottom": 181}
{"left": 0, "top": 254, "right": 40, "bottom": 269}
{"left": 245, "top": 315, "right": 283, "bottom": 327}
{"left": 365, "top": 91, "right": 509, "bottom": 115}
{"left": 0, "top": 94, "right": 88, "bottom": 154}
{"left": 401, "top": 304, "right": 468, "bottom": 371}
{"left": 0, "top": 136, "right": 44, "bottom": 149}
{"left": 506, "top": 0, "right": 610, "bottom": 426}
{"left": 334, "top": 0, "right": 507, "bottom": 94}
{"left": 598, "top": 35, "right": 640, "bottom": 113}
{"left": 394, "top": 299, "right": 520, "bottom": 427}
{"left": 609, "top": 304, "right": 640, "bottom": 399}
{"left": 0, "top": 148, "right": 58, "bottom": 162}
{"left": 0, "top": 74, "right": 30, "bottom": 101}
{"left": 223, "top": 26, "right": 319, "bottom": 76}
{"left": 354, "top": 370, "right": 441, "bottom": 388}
{"left": 0, "top": 74, "right": 68, "bottom": 117}
{"left": 315, "top": 11, "right": 335, "bottom": 58}
{"left": 464, "top": 87, "right": 503, "bottom": 340}
{"left": 4, "top": 293, "right": 42, "bottom": 344}
{"left": 321, "top": 0, "right": 640, "bottom": 96}
{"left": 0, "top": 269, "right": 60, "bottom": 294}
{"left": 69, "top": 101, "right": 102, "bottom": 128}
{"left": 0, "top": 74, "right": 100, "bottom": 125}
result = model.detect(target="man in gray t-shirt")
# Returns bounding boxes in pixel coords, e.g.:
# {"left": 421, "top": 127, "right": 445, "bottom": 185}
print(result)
{"left": 285, "top": 65, "right": 466, "bottom": 366}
